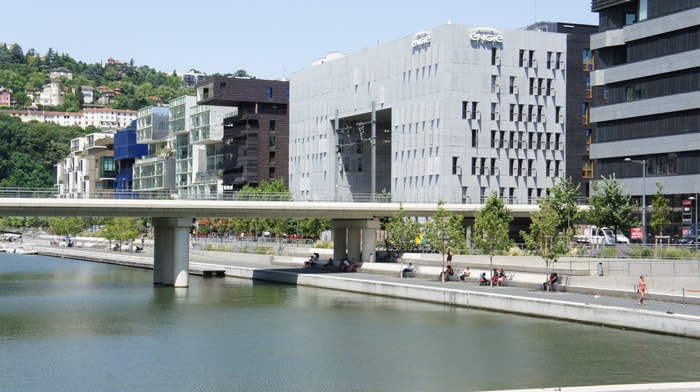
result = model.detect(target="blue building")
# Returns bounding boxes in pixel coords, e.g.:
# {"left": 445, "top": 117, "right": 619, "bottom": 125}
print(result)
{"left": 114, "top": 120, "right": 148, "bottom": 197}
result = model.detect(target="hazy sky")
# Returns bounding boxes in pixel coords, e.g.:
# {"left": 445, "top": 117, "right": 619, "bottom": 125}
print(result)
{"left": 3, "top": 0, "right": 598, "bottom": 80}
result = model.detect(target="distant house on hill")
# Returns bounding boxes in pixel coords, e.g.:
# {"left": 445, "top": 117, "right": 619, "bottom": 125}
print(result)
{"left": 0, "top": 87, "right": 12, "bottom": 107}
{"left": 81, "top": 86, "right": 94, "bottom": 104}
{"left": 50, "top": 67, "right": 73, "bottom": 80}
{"left": 38, "top": 80, "right": 64, "bottom": 106}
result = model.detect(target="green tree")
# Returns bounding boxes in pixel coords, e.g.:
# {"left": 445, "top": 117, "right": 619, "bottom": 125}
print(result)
{"left": 521, "top": 202, "right": 569, "bottom": 274}
{"left": 471, "top": 192, "right": 513, "bottom": 283}
{"left": 650, "top": 182, "right": 671, "bottom": 237}
{"left": 543, "top": 177, "right": 581, "bottom": 237}
{"left": 586, "top": 174, "right": 639, "bottom": 235}
{"left": 384, "top": 204, "right": 421, "bottom": 260}
{"left": 48, "top": 217, "right": 85, "bottom": 236}
{"left": 423, "top": 201, "right": 465, "bottom": 274}
{"left": 102, "top": 217, "right": 141, "bottom": 252}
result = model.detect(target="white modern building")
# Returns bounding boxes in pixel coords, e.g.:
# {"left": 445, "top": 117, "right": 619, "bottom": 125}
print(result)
{"left": 56, "top": 132, "right": 115, "bottom": 198}
{"left": 289, "top": 23, "right": 569, "bottom": 205}
{"left": 132, "top": 96, "right": 227, "bottom": 197}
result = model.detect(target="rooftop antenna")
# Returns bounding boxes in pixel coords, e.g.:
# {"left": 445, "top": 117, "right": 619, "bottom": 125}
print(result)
{"left": 534, "top": 0, "right": 538, "bottom": 23}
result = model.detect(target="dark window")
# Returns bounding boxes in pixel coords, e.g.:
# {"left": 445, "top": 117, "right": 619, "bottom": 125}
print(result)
{"left": 266, "top": 87, "right": 273, "bottom": 100}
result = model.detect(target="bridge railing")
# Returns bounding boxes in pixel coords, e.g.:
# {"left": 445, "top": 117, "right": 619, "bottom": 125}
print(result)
{"left": 0, "top": 187, "right": 589, "bottom": 206}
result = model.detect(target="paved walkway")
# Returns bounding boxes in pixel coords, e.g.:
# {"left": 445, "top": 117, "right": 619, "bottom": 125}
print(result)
{"left": 189, "top": 251, "right": 700, "bottom": 319}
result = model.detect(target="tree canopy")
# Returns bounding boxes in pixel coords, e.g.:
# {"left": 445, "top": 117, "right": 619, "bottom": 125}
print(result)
{"left": 586, "top": 175, "right": 639, "bottom": 234}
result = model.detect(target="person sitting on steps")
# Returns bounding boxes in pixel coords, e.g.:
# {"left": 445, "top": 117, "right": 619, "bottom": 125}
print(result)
{"left": 459, "top": 266, "right": 471, "bottom": 282}
{"left": 440, "top": 265, "right": 454, "bottom": 281}
{"left": 543, "top": 272, "right": 559, "bottom": 291}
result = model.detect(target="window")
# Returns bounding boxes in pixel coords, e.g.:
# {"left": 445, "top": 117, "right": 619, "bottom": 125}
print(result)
{"left": 547, "top": 51, "right": 553, "bottom": 69}
{"left": 491, "top": 130, "right": 498, "bottom": 148}
{"left": 582, "top": 103, "right": 589, "bottom": 125}
{"left": 509, "top": 159, "right": 516, "bottom": 176}
{"left": 269, "top": 167, "right": 276, "bottom": 178}
{"left": 269, "top": 136, "right": 276, "bottom": 147}
{"left": 519, "top": 50, "right": 526, "bottom": 67}
{"left": 585, "top": 129, "right": 593, "bottom": 151}
{"left": 471, "top": 129, "right": 478, "bottom": 148}
{"left": 462, "top": 101, "right": 468, "bottom": 119}
{"left": 266, "top": 87, "right": 273, "bottom": 100}
{"left": 555, "top": 52, "right": 562, "bottom": 69}
{"left": 269, "top": 120, "right": 276, "bottom": 132}
{"left": 491, "top": 47, "right": 499, "bottom": 65}
{"left": 528, "top": 50, "right": 536, "bottom": 68}
{"left": 509, "top": 77, "right": 517, "bottom": 94}
{"left": 582, "top": 49, "right": 594, "bottom": 71}
{"left": 269, "top": 151, "right": 276, "bottom": 164}
{"left": 586, "top": 75, "right": 592, "bottom": 98}
{"left": 471, "top": 102, "right": 479, "bottom": 120}
{"left": 547, "top": 79, "right": 554, "bottom": 96}
{"left": 510, "top": 104, "right": 516, "bottom": 121}
{"left": 582, "top": 159, "right": 594, "bottom": 178}
{"left": 472, "top": 157, "right": 479, "bottom": 175}
{"left": 529, "top": 78, "right": 536, "bottom": 95}
{"left": 491, "top": 103, "right": 499, "bottom": 120}
{"left": 452, "top": 157, "right": 459, "bottom": 174}
{"left": 556, "top": 106, "right": 563, "bottom": 123}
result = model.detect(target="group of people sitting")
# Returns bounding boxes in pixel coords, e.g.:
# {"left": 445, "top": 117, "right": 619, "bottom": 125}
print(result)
{"left": 303, "top": 253, "right": 321, "bottom": 268}
{"left": 437, "top": 265, "right": 507, "bottom": 286}
{"left": 339, "top": 258, "right": 358, "bottom": 272}
{"left": 305, "top": 253, "right": 357, "bottom": 272}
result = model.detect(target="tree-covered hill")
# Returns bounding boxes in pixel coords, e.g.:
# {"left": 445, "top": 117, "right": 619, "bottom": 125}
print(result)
{"left": 0, "top": 42, "right": 253, "bottom": 188}
{"left": 0, "top": 43, "right": 252, "bottom": 111}
{"left": 0, "top": 113, "right": 90, "bottom": 188}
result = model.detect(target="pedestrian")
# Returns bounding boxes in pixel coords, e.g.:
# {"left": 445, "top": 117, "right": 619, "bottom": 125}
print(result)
{"left": 637, "top": 275, "right": 647, "bottom": 306}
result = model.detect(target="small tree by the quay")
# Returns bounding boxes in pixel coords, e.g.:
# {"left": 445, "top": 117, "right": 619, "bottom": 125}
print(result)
{"left": 423, "top": 200, "right": 466, "bottom": 281}
{"left": 384, "top": 204, "right": 421, "bottom": 269}
{"left": 471, "top": 193, "right": 512, "bottom": 286}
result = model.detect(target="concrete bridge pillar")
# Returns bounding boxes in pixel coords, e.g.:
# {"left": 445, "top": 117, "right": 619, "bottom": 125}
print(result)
{"left": 152, "top": 217, "right": 191, "bottom": 287}
{"left": 333, "top": 226, "right": 347, "bottom": 262}
{"left": 347, "top": 228, "right": 361, "bottom": 262}
{"left": 331, "top": 219, "right": 380, "bottom": 263}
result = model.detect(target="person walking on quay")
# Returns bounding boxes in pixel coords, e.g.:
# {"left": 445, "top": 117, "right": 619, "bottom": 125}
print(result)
{"left": 637, "top": 275, "right": 647, "bottom": 306}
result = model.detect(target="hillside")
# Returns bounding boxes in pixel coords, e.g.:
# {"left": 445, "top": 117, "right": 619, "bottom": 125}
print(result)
{"left": 0, "top": 43, "right": 252, "bottom": 188}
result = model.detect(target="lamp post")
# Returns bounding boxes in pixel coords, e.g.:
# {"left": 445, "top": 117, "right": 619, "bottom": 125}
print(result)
{"left": 625, "top": 158, "right": 647, "bottom": 244}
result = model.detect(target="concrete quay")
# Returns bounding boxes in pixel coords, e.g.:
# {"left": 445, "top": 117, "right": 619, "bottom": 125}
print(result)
{"left": 29, "top": 244, "right": 700, "bottom": 340}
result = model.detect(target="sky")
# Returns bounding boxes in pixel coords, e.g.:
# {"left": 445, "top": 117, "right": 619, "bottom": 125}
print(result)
{"left": 3, "top": 0, "right": 598, "bottom": 80}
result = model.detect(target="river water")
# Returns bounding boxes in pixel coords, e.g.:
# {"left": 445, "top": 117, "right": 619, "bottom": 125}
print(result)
{"left": 2, "top": 253, "right": 700, "bottom": 392}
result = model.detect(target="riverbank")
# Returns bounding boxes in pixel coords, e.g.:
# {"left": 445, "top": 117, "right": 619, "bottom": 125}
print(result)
{"left": 25, "top": 242, "right": 700, "bottom": 340}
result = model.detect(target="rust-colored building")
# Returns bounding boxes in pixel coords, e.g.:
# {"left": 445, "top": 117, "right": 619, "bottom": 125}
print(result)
{"left": 195, "top": 77, "right": 289, "bottom": 193}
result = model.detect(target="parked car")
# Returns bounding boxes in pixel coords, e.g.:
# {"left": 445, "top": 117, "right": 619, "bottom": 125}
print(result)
{"left": 677, "top": 235, "right": 700, "bottom": 245}
{"left": 616, "top": 230, "right": 630, "bottom": 244}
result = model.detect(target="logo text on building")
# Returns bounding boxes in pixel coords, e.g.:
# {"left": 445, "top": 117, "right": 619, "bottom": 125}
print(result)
{"left": 411, "top": 31, "right": 431, "bottom": 47}
{"left": 469, "top": 28, "right": 504, "bottom": 43}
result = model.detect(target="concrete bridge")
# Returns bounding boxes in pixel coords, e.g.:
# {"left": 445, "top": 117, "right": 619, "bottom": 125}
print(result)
{"left": 0, "top": 196, "right": 540, "bottom": 287}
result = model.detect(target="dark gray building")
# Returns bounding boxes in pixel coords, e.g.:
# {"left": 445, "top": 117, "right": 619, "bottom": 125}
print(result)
{"left": 195, "top": 77, "right": 289, "bottom": 193}
{"left": 589, "top": 0, "right": 700, "bottom": 237}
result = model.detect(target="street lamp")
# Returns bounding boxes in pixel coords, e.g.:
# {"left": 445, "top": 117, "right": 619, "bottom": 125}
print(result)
{"left": 625, "top": 158, "right": 647, "bottom": 244}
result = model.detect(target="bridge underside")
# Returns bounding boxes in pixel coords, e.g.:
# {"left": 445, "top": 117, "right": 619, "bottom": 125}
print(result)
{"left": 331, "top": 219, "right": 381, "bottom": 263}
